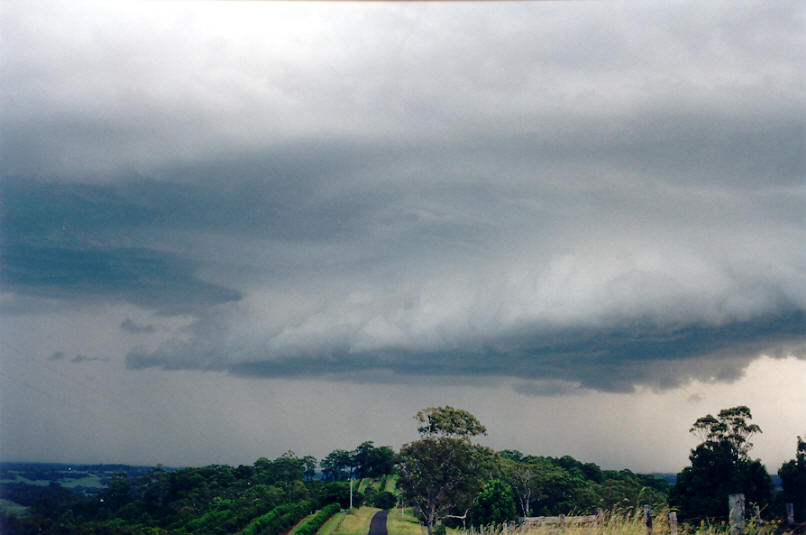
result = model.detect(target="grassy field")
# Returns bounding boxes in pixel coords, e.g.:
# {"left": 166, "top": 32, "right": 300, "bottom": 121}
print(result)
{"left": 0, "top": 471, "right": 104, "bottom": 489}
{"left": 383, "top": 476, "right": 397, "bottom": 493}
{"left": 386, "top": 508, "right": 466, "bottom": 535}
{"left": 387, "top": 508, "right": 426, "bottom": 535}
{"left": 331, "top": 507, "right": 381, "bottom": 535}
{"left": 60, "top": 475, "right": 105, "bottom": 489}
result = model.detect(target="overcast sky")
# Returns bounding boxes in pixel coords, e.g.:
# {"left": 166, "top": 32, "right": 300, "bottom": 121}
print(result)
{"left": 1, "top": 0, "right": 804, "bottom": 473}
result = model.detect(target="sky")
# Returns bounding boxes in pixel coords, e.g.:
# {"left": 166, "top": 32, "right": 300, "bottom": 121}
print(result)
{"left": 1, "top": 0, "right": 804, "bottom": 474}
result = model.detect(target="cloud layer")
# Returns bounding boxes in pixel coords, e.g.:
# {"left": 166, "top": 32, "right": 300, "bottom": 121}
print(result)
{"left": 2, "top": 0, "right": 804, "bottom": 394}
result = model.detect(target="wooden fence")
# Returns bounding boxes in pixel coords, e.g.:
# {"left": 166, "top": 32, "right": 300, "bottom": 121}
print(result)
{"left": 519, "top": 515, "right": 599, "bottom": 528}
{"left": 469, "top": 497, "right": 800, "bottom": 535}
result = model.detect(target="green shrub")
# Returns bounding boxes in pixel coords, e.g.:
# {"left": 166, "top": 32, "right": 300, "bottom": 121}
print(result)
{"left": 238, "top": 500, "right": 313, "bottom": 535}
{"left": 373, "top": 491, "right": 397, "bottom": 510}
{"left": 293, "top": 503, "right": 341, "bottom": 535}
{"left": 317, "top": 482, "right": 363, "bottom": 509}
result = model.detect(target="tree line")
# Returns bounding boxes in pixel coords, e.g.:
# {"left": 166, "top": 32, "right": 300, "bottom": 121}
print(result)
{"left": 396, "top": 405, "right": 804, "bottom": 534}
{"left": 1, "top": 405, "right": 804, "bottom": 534}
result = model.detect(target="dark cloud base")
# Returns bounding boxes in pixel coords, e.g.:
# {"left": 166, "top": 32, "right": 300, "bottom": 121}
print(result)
{"left": 126, "top": 309, "right": 806, "bottom": 393}
{"left": 70, "top": 354, "right": 111, "bottom": 364}
{"left": 1, "top": 242, "right": 241, "bottom": 315}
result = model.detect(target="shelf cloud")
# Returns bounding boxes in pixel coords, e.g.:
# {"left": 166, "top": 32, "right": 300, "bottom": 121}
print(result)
{"left": 2, "top": 0, "right": 804, "bottom": 396}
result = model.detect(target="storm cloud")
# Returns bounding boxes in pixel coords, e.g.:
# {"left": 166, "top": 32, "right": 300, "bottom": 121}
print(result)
{"left": 70, "top": 354, "right": 110, "bottom": 364}
{"left": 2, "top": 0, "right": 804, "bottom": 396}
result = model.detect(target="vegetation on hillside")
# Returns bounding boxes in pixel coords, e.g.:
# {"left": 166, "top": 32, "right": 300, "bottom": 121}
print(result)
{"left": 1, "top": 405, "right": 802, "bottom": 535}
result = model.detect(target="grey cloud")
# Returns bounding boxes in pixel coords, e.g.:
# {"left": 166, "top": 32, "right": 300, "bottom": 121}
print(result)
{"left": 687, "top": 393, "right": 705, "bottom": 404}
{"left": 120, "top": 319, "right": 156, "bottom": 335}
{"left": 126, "top": 309, "right": 806, "bottom": 393}
{"left": 511, "top": 380, "right": 587, "bottom": 398}
{"left": 5, "top": 163, "right": 806, "bottom": 390}
{"left": 3, "top": 1, "right": 805, "bottom": 394}
{"left": 2, "top": 2, "right": 803, "bottom": 181}
{"left": 1, "top": 178, "right": 243, "bottom": 315}
{"left": 0, "top": 241, "right": 241, "bottom": 315}
{"left": 70, "top": 354, "right": 111, "bottom": 364}
{"left": 48, "top": 351, "right": 65, "bottom": 361}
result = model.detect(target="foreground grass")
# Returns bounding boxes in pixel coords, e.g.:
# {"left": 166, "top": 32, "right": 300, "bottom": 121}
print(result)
{"left": 343, "top": 507, "right": 793, "bottom": 535}
{"left": 387, "top": 508, "right": 425, "bottom": 535}
{"left": 332, "top": 507, "right": 381, "bottom": 535}
{"left": 506, "top": 511, "right": 792, "bottom": 535}
{"left": 387, "top": 508, "right": 464, "bottom": 535}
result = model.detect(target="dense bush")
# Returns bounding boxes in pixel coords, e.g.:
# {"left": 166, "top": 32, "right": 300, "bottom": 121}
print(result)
{"left": 293, "top": 503, "right": 341, "bottom": 535}
{"left": 671, "top": 407, "right": 774, "bottom": 520}
{"left": 471, "top": 480, "right": 517, "bottom": 526}
{"left": 239, "top": 500, "right": 313, "bottom": 535}
{"left": 373, "top": 491, "right": 397, "bottom": 510}
{"left": 316, "top": 482, "right": 363, "bottom": 509}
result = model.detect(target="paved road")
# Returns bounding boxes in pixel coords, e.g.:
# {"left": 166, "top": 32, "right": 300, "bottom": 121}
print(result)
{"left": 367, "top": 510, "right": 389, "bottom": 535}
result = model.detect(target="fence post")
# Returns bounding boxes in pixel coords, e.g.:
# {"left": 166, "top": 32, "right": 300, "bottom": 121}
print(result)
{"left": 644, "top": 505, "right": 653, "bottom": 535}
{"left": 729, "top": 494, "right": 745, "bottom": 535}
{"left": 668, "top": 511, "right": 678, "bottom": 535}
{"left": 786, "top": 503, "right": 795, "bottom": 526}
{"left": 752, "top": 504, "right": 760, "bottom": 525}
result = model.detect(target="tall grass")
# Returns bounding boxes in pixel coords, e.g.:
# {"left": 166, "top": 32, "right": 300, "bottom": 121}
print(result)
{"left": 463, "top": 510, "right": 791, "bottom": 535}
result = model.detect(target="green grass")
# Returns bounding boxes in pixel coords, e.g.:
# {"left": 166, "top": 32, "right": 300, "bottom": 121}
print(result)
{"left": 387, "top": 508, "right": 464, "bottom": 535}
{"left": 383, "top": 476, "right": 397, "bottom": 493}
{"left": 332, "top": 507, "right": 381, "bottom": 535}
{"left": 387, "top": 508, "right": 426, "bottom": 535}
{"left": 0, "top": 473, "right": 104, "bottom": 489}
{"left": 317, "top": 511, "right": 347, "bottom": 535}
{"left": 61, "top": 475, "right": 104, "bottom": 488}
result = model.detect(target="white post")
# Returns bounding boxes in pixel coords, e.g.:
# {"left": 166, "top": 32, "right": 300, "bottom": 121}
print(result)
{"left": 729, "top": 494, "right": 745, "bottom": 535}
{"left": 669, "top": 512, "right": 678, "bottom": 535}
{"left": 643, "top": 505, "right": 653, "bottom": 535}
{"left": 786, "top": 503, "right": 795, "bottom": 526}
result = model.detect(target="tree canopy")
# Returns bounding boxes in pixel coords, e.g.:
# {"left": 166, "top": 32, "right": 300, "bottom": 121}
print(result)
{"left": 689, "top": 406, "right": 761, "bottom": 459}
{"left": 320, "top": 442, "right": 396, "bottom": 481}
{"left": 671, "top": 406, "right": 773, "bottom": 520}
{"left": 471, "top": 479, "right": 517, "bottom": 526}
{"left": 778, "top": 435, "right": 806, "bottom": 522}
{"left": 415, "top": 406, "right": 487, "bottom": 440}
{"left": 399, "top": 407, "right": 494, "bottom": 535}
